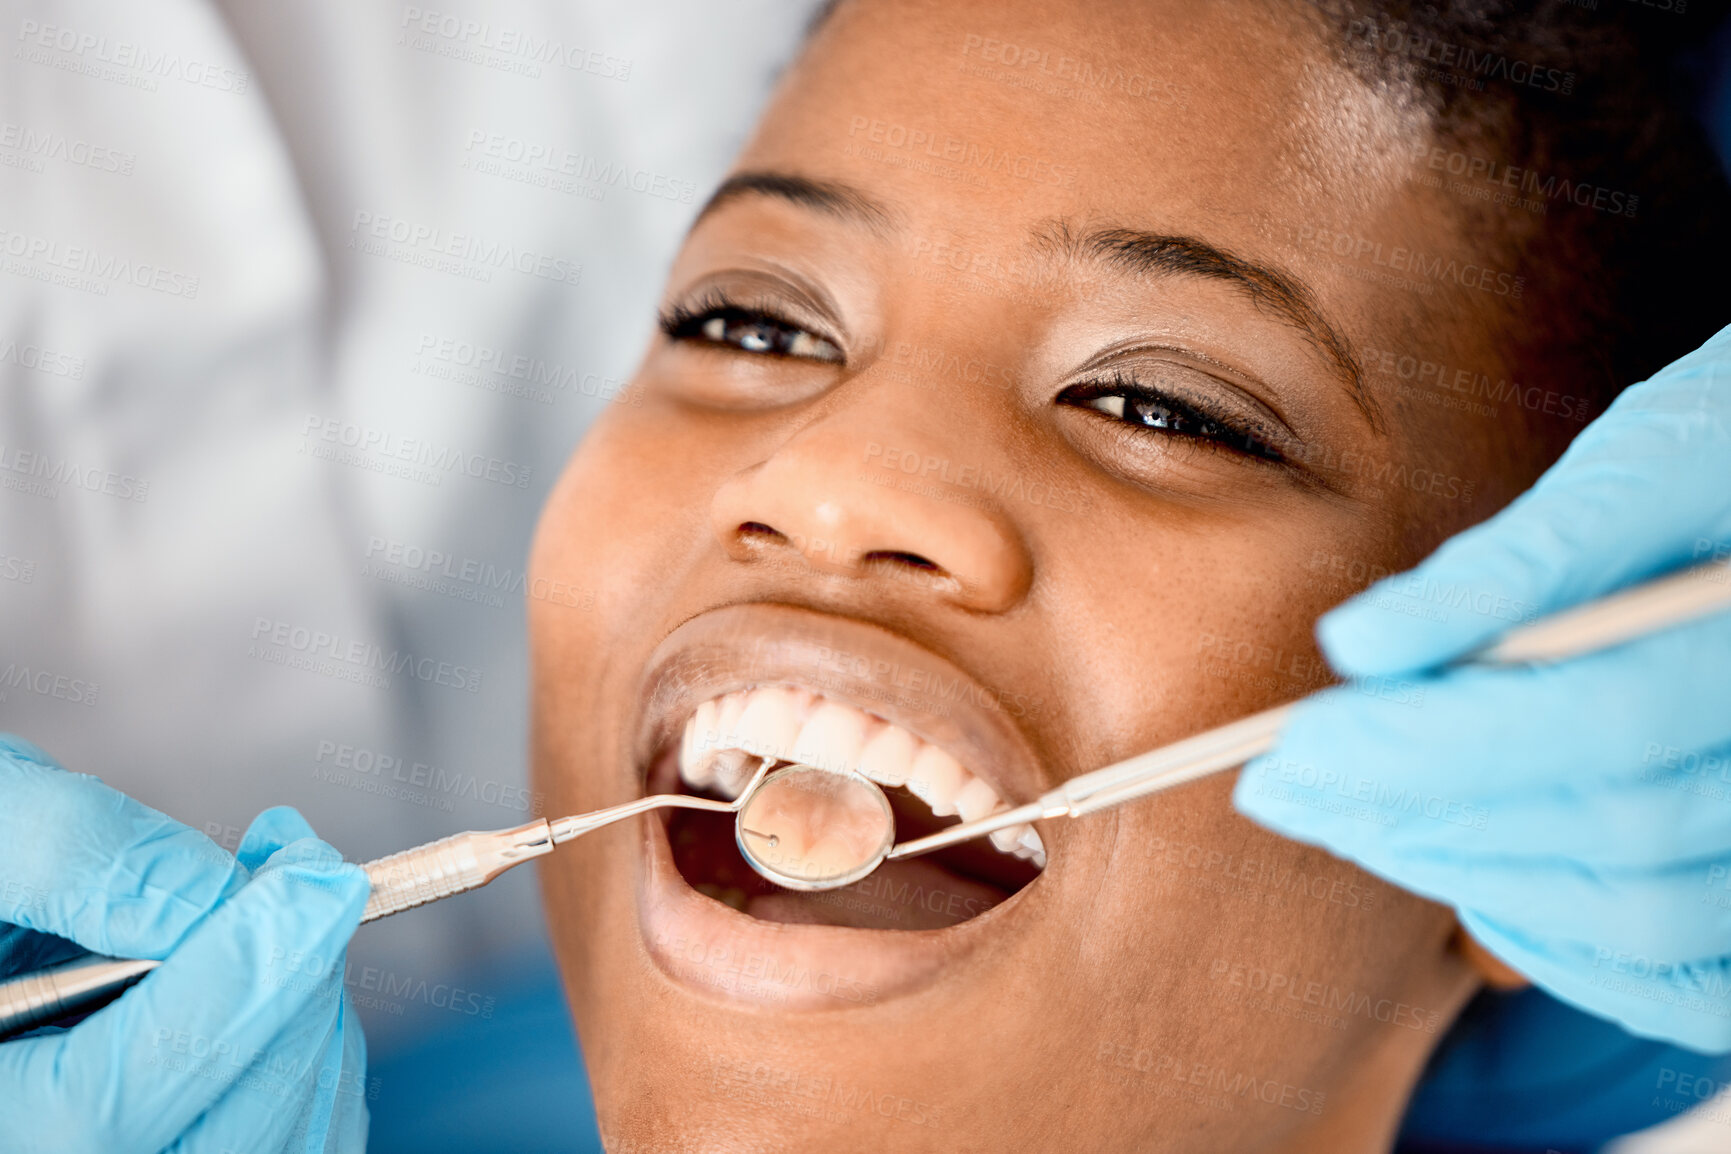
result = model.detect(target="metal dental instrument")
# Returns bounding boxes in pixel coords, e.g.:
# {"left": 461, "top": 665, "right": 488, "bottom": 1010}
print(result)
{"left": 885, "top": 555, "right": 1731, "bottom": 865}
{"left": 2, "top": 755, "right": 774, "bottom": 1040}
{"left": 4, "top": 556, "right": 1730, "bottom": 1040}
{"left": 734, "top": 763, "right": 896, "bottom": 891}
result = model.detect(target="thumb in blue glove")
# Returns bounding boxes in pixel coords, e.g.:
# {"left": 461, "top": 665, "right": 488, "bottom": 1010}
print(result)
{"left": 0, "top": 734, "right": 374, "bottom": 1153}
{"left": 1236, "top": 324, "right": 1731, "bottom": 1053}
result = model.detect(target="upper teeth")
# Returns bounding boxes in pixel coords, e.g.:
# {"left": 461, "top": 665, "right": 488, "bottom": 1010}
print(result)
{"left": 677, "top": 685, "right": 1045, "bottom": 867}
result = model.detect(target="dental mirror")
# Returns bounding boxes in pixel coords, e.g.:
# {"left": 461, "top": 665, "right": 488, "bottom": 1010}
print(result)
{"left": 734, "top": 763, "right": 896, "bottom": 891}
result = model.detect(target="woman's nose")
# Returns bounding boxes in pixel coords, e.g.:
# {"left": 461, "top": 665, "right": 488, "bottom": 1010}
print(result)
{"left": 710, "top": 424, "right": 1033, "bottom": 613}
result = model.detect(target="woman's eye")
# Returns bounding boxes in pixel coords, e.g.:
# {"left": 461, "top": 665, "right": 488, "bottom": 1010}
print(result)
{"left": 665, "top": 305, "right": 843, "bottom": 364}
{"left": 1071, "top": 378, "right": 1282, "bottom": 462}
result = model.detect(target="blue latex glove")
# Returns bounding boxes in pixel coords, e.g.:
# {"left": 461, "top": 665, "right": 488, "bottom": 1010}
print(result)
{"left": 1236, "top": 324, "right": 1731, "bottom": 1054}
{"left": 0, "top": 733, "right": 372, "bottom": 1153}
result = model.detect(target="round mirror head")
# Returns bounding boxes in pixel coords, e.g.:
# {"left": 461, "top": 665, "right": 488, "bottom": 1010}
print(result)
{"left": 734, "top": 764, "right": 895, "bottom": 891}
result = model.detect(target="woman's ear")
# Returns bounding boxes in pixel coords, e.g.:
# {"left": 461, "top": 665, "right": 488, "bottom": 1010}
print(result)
{"left": 1453, "top": 924, "right": 1531, "bottom": 990}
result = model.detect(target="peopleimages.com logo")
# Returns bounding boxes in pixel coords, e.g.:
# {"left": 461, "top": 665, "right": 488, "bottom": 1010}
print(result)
{"left": 248, "top": 618, "right": 482, "bottom": 693}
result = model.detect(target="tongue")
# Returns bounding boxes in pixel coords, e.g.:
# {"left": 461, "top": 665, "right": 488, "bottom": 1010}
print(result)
{"left": 666, "top": 807, "right": 1011, "bottom": 931}
{"left": 745, "top": 856, "right": 1008, "bottom": 930}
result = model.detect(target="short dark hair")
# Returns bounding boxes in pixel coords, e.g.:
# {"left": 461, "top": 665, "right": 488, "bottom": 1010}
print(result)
{"left": 1306, "top": 0, "right": 1731, "bottom": 407}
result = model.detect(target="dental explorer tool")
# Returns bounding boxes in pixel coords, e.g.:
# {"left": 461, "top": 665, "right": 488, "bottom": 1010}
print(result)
{"left": 885, "top": 555, "right": 1731, "bottom": 864}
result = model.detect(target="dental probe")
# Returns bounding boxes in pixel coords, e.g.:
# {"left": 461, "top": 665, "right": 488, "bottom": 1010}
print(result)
{"left": 0, "top": 759, "right": 776, "bottom": 1041}
{"left": 884, "top": 555, "right": 1731, "bottom": 864}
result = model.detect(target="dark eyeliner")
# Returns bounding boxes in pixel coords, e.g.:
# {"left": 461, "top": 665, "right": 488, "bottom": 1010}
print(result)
{"left": 1066, "top": 369, "right": 1285, "bottom": 463}
{"left": 658, "top": 289, "right": 843, "bottom": 363}
{"left": 657, "top": 287, "right": 738, "bottom": 340}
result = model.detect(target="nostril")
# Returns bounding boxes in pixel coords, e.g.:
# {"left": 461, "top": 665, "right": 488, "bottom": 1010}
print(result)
{"left": 738, "top": 521, "right": 788, "bottom": 544}
{"left": 861, "top": 549, "right": 944, "bottom": 574}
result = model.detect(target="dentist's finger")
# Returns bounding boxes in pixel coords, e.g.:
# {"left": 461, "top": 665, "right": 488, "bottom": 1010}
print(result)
{"left": 0, "top": 840, "right": 367, "bottom": 1154}
{"left": 0, "top": 736, "right": 243, "bottom": 958}
{"left": 1318, "top": 324, "right": 1731, "bottom": 678}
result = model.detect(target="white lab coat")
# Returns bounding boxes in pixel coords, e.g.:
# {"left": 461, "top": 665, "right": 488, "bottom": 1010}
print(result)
{"left": 0, "top": 0, "right": 810, "bottom": 1052}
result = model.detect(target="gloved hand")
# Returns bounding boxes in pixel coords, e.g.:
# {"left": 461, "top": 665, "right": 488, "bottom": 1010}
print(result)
{"left": 0, "top": 733, "right": 373, "bottom": 1153}
{"left": 1235, "top": 324, "right": 1731, "bottom": 1053}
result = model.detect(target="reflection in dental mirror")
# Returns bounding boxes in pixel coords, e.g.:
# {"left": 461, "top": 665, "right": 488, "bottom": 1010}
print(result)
{"left": 734, "top": 763, "right": 895, "bottom": 891}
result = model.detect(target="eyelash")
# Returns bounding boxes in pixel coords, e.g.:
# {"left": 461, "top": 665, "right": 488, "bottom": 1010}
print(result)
{"left": 660, "top": 295, "right": 1281, "bottom": 463}
{"left": 659, "top": 292, "right": 844, "bottom": 363}
{"left": 1064, "top": 370, "right": 1283, "bottom": 463}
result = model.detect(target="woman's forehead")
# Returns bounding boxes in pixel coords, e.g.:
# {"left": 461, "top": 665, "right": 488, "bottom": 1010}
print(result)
{"left": 731, "top": 0, "right": 1474, "bottom": 369}
{"left": 750, "top": 0, "right": 1431, "bottom": 226}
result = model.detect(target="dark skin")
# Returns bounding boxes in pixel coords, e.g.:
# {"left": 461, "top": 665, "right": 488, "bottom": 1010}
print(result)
{"left": 530, "top": 1, "right": 1558, "bottom": 1149}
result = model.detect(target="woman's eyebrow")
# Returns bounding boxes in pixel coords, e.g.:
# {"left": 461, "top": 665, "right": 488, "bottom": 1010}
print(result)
{"left": 1050, "top": 223, "right": 1379, "bottom": 428}
{"left": 689, "top": 174, "right": 1378, "bottom": 428}
{"left": 693, "top": 170, "right": 895, "bottom": 232}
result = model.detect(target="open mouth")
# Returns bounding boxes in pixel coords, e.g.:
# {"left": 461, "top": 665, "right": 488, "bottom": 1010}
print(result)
{"left": 649, "top": 684, "right": 1044, "bottom": 931}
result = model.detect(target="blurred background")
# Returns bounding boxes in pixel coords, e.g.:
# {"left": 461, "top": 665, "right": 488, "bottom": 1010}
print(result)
{"left": 1, "top": 1, "right": 1728, "bottom": 1150}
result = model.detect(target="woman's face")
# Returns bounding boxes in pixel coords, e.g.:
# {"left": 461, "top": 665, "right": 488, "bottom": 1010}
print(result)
{"left": 530, "top": 0, "right": 1562, "bottom": 1149}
